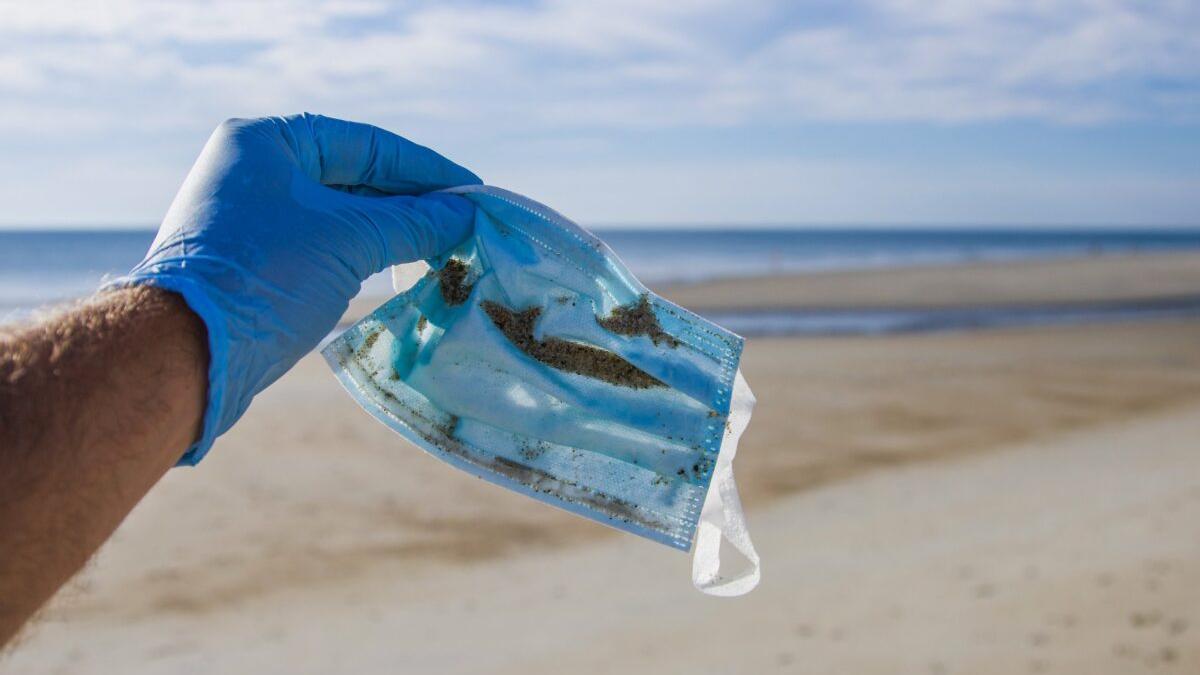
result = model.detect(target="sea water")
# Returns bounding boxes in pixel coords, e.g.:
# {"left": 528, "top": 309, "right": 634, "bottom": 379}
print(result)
{"left": 3, "top": 227, "right": 1200, "bottom": 334}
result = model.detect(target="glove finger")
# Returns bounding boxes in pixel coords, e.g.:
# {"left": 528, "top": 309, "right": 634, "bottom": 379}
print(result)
{"left": 291, "top": 113, "right": 481, "bottom": 194}
{"left": 336, "top": 191, "right": 475, "bottom": 271}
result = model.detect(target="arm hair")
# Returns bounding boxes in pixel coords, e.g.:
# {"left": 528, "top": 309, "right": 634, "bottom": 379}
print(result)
{"left": 0, "top": 286, "right": 207, "bottom": 647}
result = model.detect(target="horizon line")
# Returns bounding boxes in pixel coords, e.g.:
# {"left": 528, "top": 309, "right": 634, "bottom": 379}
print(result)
{"left": 2, "top": 222, "right": 1200, "bottom": 233}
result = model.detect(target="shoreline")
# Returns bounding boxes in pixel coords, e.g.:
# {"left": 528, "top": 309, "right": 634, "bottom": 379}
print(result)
{"left": 344, "top": 250, "right": 1200, "bottom": 323}
{"left": 657, "top": 250, "right": 1200, "bottom": 310}
{"left": 340, "top": 251, "right": 1200, "bottom": 337}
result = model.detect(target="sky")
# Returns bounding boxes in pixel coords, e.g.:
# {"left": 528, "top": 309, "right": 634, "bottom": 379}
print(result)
{"left": 0, "top": 0, "right": 1197, "bottom": 228}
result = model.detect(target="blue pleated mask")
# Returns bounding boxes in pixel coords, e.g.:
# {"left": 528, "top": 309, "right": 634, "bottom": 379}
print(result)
{"left": 324, "top": 186, "right": 759, "bottom": 595}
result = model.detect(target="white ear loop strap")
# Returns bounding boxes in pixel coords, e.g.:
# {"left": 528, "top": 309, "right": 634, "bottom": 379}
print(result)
{"left": 692, "top": 370, "right": 761, "bottom": 596}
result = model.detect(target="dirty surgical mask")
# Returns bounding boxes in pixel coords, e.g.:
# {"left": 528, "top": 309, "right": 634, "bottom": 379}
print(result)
{"left": 323, "top": 185, "right": 760, "bottom": 596}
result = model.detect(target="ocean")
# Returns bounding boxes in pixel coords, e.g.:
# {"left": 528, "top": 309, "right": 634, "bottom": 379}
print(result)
{"left": 3, "top": 228, "right": 1200, "bottom": 334}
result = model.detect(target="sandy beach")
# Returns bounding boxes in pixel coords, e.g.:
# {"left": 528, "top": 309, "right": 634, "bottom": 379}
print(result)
{"left": 5, "top": 253, "right": 1200, "bottom": 673}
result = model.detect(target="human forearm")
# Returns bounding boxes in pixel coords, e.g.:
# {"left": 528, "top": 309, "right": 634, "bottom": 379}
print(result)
{"left": 0, "top": 286, "right": 206, "bottom": 646}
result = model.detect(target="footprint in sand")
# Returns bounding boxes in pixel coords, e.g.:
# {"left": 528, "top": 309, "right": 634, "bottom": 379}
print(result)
{"left": 1129, "top": 610, "right": 1163, "bottom": 628}
{"left": 1159, "top": 646, "right": 1179, "bottom": 664}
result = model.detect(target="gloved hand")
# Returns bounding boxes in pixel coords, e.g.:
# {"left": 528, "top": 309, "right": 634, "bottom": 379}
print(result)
{"left": 109, "top": 113, "right": 480, "bottom": 465}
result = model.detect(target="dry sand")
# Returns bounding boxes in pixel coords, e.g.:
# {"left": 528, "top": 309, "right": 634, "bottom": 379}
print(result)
{"left": 5, "top": 254, "right": 1200, "bottom": 673}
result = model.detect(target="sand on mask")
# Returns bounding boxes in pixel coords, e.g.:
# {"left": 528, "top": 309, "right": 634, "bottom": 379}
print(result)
{"left": 481, "top": 300, "right": 665, "bottom": 389}
{"left": 324, "top": 185, "right": 757, "bottom": 595}
{"left": 597, "top": 295, "right": 680, "bottom": 348}
{"left": 438, "top": 258, "right": 473, "bottom": 306}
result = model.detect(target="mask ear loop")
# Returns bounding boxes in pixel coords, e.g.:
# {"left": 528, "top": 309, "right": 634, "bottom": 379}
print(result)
{"left": 692, "top": 369, "right": 761, "bottom": 596}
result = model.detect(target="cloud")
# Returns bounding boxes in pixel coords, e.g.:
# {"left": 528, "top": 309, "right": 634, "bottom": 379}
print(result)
{"left": 0, "top": 0, "right": 1196, "bottom": 143}
{"left": 0, "top": 1, "right": 1195, "bottom": 225}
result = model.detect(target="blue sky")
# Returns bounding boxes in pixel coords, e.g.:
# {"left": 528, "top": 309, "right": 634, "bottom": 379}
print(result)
{"left": 0, "top": 0, "right": 1197, "bottom": 228}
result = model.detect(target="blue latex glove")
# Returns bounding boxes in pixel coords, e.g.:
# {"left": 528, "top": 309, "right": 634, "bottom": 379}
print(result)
{"left": 108, "top": 113, "right": 480, "bottom": 465}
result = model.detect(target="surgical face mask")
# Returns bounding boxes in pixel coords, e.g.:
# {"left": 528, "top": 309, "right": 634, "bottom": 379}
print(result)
{"left": 324, "top": 186, "right": 759, "bottom": 596}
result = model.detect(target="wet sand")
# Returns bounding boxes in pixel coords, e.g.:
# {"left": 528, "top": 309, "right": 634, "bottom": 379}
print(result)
{"left": 5, "top": 254, "right": 1200, "bottom": 673}
{"left": 660, "top": 251, "right": 1200, "bottom": 310}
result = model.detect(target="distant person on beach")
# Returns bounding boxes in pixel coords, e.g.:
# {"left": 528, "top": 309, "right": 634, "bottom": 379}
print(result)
{"left": 0, "top": 114, "right": 479, "bottom": 646}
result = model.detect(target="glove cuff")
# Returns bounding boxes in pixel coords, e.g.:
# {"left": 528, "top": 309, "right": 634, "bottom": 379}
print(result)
{"left": 101, "top": 271, "right": 235, "bottom": 466}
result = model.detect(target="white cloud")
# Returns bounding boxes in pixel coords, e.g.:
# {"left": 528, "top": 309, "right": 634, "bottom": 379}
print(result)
{"left": 0, "top": 0, "right": 1195, "bottom": 140}
{"left": 0, "top": 1, "right": 1195, "bottom": 225}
